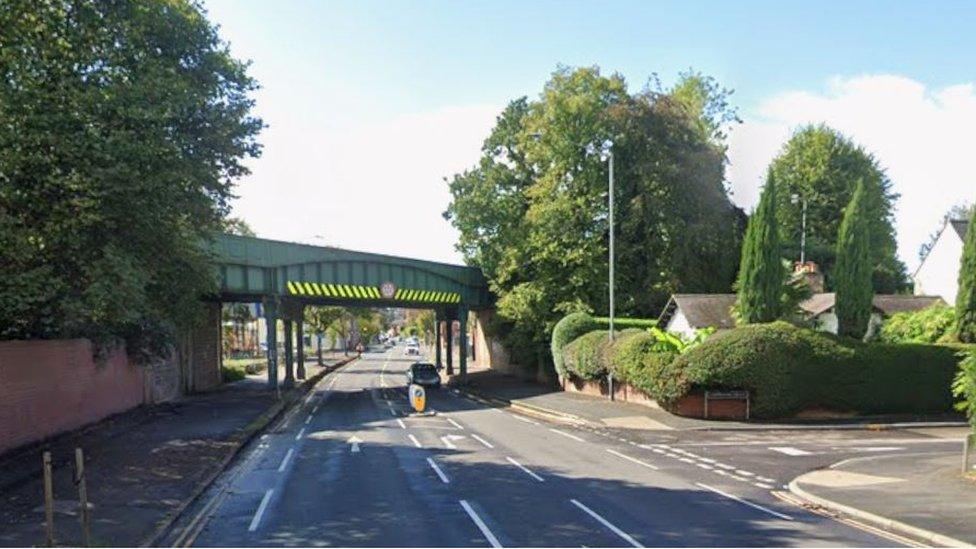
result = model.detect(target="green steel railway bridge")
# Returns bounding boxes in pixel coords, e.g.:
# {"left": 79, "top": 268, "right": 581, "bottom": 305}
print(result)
{"left": 210, "top": 233, "right": 492, "bottom": 388}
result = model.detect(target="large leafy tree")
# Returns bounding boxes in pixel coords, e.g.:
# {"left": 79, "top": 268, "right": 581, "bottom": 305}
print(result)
{"left": 445, "top": 66, "right": 744, "bottom": 374}
{"left": 736, "top": 178, "right": 785, "bottom": 323}
{"left": 767, "top": 125, "right": 906, "bottom": 292}
{"left": 0, "top": 1, "right": 262, "bottom": 359}
{"left": 834, "top": 180, "right": 875, "bottom": 339}
{"left": 956, "top": 208, "right": 976, "bottom": 343}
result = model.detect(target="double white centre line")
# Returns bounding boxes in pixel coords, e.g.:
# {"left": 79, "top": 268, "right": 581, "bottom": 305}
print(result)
{"left": 570, "top": 499, "right": 643, "bottom": 548}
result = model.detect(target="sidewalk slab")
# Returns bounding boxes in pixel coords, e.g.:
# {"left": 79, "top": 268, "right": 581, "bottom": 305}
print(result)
{"left": 791, "top": 451, "right": 976, "bottom": 546}
{"left": 0, "top": 353, "right": 351, "bottom": 548}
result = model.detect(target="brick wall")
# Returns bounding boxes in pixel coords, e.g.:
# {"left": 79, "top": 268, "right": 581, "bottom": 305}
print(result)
{"left": 0, "top": 339, "right": 145, "bottom": 455}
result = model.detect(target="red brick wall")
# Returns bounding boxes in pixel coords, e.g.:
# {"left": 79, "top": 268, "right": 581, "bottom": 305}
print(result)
{"left": 0, "top": 339, "right": 145, "bottom": 455}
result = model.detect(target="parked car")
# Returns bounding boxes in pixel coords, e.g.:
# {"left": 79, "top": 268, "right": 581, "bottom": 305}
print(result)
{"left": 405, "top": 362, "right": 441, "bottom": 388}
{"left": 405, "top": 344, "right": 420, "bottom": 356}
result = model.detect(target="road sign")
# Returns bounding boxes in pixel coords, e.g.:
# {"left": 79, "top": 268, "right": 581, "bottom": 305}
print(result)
{"left": 409, "top": 384, "right": 426, "bottom": 413}
{"left": 380, "top": 281, "right": 396, "bottom": 299}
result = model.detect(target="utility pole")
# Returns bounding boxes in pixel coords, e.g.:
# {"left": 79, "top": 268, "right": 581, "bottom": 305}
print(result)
{"left": 792, "top": 193, "right": 808, "bottom": 264}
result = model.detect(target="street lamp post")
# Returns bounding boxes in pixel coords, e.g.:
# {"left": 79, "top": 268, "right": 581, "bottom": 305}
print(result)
{"left": 589, "top": 139, "right": 616, "bottom": 400}
{"left": 791, "top": 193, "right": 807, "bottom": 265}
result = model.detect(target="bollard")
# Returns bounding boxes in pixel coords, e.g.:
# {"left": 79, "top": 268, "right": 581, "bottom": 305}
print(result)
{"left": 75, "top": 448, "right": 91, "bottom": 547}
{"left": 964, "top": 433, "right": 975, "bottom": 474}
{"left": 42, "top": 451, "right": 55, "bottom": 547}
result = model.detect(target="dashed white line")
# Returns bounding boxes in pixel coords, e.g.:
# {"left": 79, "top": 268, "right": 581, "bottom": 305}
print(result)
{"left": 510, "top": 414, "right": 540, "bottom": 425}
{"left": 754, "top": 482, "right": 775, "bottom": 490}
{"left": 389, "top": 409, "right": 397, "bottom": 417}
{"left": 506, "top": 456, "right": 544, "bottom": 481}
{"left": 606, "top": 449, "right": 658, "bottom": 470}
{"left": 277, "top": 448, "right": 294, "bottom": 473}
{"left": 408, "top": 434, "right": 423, "bottom": 448}
{"left": 769, "top": 446, "right": 813, "bottom": 456}
{"left": 734, "top": 470, "right": 754, "bottom": 477}
{"left": 549, "top": 428, "right": 585, "bottom": 442}
{"left": 471, "top": 434, "right": 494, "bottom": 449}
{"left": 570, "top": 499, "right": 643, "bottom": 548}
{"left": 447, "top": 418, "right": 465, "bottom": 430}
{"left": 696, "top": 483, "right": 793, "bottom": 521}
{"left": 248, "top": 489, "right": 274, "bottom": 532}
{"left": 304, "top": 415, "right": 312, "bottom": 425}
{"left": 295, "top": 427, "right": 306, "bottom": 441}
{"left": 756, "top": 476, "right": 776, "bottom": 483}
{"left": 460, "top": 500, "right": 501, "bottom": 548}
{"left": 427, "top": 457, "right": 450, "bottom": 483}
{"left": 396, "top": 418, "right": 407, "bottom": 429}
{"left": 312, "top": 405, "right": 319, "bottom": 414}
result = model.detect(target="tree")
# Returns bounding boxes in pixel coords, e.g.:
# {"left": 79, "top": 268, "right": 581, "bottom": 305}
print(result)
{"left": 834, "top": 180, "right": 875, "bottom": 339}
{"left": 445, "top": 66, "right": 743, "bottom": 375}
{"left": 304, "top": 306, "right": 345, "bottom": 364}
{"left": 736, "top": 177, "right": 785, "bottom": 323}
{"left": 0, "top": 1, "right": 262, "bottom": 360}
{"left": 956, "top": 208, "right": 976, "bottom": 343}
{"left": 766, "top": 125, "right": 905, "bottom": 292}
{"left": 223, "top": 217, "right": 256, "bottom": 237}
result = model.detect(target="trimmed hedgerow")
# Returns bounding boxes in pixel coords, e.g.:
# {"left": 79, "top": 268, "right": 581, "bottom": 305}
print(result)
{"left": 551, "top": 312, "right": 598, "bottom": 377}
{"left": 879, "top": 304, "right": 956, "bottom": 344}
{"left": 593, "top": 317, "right": 658, "bottom": 329}
{"left": 562, "top": 330, "right": 611, "bottom": 380}
{"left": 670, "top": 321, "right": 965, "bottom": 418}
{"left": 611, "top": 330, "right": 680, "bottom": 401}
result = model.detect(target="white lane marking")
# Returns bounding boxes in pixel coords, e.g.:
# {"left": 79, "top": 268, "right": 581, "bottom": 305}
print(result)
{"left": 304, "top": 415, "right": 312, "bottom": 425}
{"left": 606, "top": 449, "right": 658, "bottom": 470}
{"left": 312, "top": 405, "right": 319, "bottom": 414}
{"left": 768, "top": 446, "right": 813, "bottom": 456}
{"left": 389, "top": 409, "right": 397, "bottom": 417}
{"left": 648, "top": 448, "right": 665, "bottom": 454}
{"left": 678, "top": 457, "right": 695, "bottom": 464}
{"left": 396, "top": 418, "right": 407, "bottom": 430}
{"left": 471, "top": 434, "right": 495, "bottom": 449}
{"left": 697, "top": 457, "right": 716, "bottom": 463}
{"left": 295, "top": 427, "right": 306, "bottom": 441}
{"left": 570, "top": 499, "right": 643, "bottom": 548}
{"left": 714, "top": 463, "right": 736, "bottom": 470}
{"left": 510, "top": 413, "right": 540, "bottom": 425}
{"left": 248, "top": 489, "right": 274, "bottom": 532}
{"left": 756, "top": 476, "right": 776, "bottom": 483}
{"left": 506, "top": 456, "right": 544, "bottom": 482}
{"left": 460, "top": 500, "right": 501, "bottom": 548}
{"left": 408, "top": 434, "right": 423, "bottom": 448}
{"left": 549, "top": 428, "right": 585, "bottom": 442}
{"left": 734, "top": 470, "right": 754, "bottom": 477}
{"left": 696, "top": 483, "right": 793, "bottom": 521}
{"left": 427, "top": 457, "right": 450, "bottom": 483}
{"left": 441, "top": 435, "right": 458, "bottom": 450}
{"left": 695, "top": 463, "right": 714, "bottom": 470}
{"left": 277, "top": 448, "right": 295, "bottom": 472}
{"left": 754, "top": 482, "right": 774, "bottom": 490}
{"left": 447, "top": 418, "right": 465, "bottom": 430}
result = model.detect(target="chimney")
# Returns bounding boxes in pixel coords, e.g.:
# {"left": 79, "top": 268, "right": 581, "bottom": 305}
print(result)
{"left": 794, "top": 261, "right": 824, "bottom": 293}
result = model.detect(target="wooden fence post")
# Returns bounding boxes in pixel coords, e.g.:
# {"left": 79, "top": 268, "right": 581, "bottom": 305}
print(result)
{"left": 75, "top": 448, "right": 91, "bottom": 547}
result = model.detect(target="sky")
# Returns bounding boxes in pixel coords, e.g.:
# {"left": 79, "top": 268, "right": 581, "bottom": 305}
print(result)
{"left": 203, "top": 0, "right": 976, "bottom": 270}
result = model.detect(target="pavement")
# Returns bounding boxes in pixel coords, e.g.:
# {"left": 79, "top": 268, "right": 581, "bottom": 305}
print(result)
{"left": 160, "top": 345, "right": 959, "bottom": 547}
{"left": 0, "top": 352, "right": 352, "bottom": 548}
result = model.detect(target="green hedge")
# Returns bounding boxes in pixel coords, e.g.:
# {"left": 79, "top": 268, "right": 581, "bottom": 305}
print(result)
{"left": 594, "top": 317, "right": 658, "bottom": 329}
{"left": 551, "top": 312, "right": 598, "bottom": 376}
{"left": 611, "top": 330, "right": 680, "bottom": 400}
{"left": 879, "top": 304, "right": 956, "bottom": 344}
{"left": 562, "top": 330, "right": 611, "bottom": 380}
{"left": 670, "top": 321, "right": 966, "bottom": 418}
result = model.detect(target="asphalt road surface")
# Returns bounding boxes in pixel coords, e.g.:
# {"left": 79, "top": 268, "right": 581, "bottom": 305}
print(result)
{"left": 179, "top": 346, "right": 947, "bottom": 547}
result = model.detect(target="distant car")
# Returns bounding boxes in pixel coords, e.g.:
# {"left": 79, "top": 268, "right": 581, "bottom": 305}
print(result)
{"left": 405, "top": 344, "right": 420, "bottom": 356}
{"left": 405, "top": 362, "right": 441, "bottom": 388}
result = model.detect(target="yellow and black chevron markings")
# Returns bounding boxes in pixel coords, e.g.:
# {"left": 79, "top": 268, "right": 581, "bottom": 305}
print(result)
{"left": 286, "top": 281, "right": 460, "bottom": 303}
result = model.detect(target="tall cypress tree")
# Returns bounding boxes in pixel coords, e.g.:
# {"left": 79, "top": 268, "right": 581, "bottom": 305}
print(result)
{"left": 956, "top": 208, "right": 976, "bottom": 343}
{"left": 736, "top": 177, "right": 784, "bottom": 323}
{"left": 835, "top": 179, "right": 874, "bottom": 339}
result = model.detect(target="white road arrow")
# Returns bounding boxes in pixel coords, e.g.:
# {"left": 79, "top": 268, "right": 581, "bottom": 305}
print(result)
{"left": 441, "top": 434, "right": 466, "bottom": 449}
{"left": 348, "top": 435, "right": 362, "bottom": 453}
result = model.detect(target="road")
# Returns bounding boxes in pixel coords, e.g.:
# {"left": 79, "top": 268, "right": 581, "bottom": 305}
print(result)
{"left": 178, "top": 346, "right": 927, "bottom": 547}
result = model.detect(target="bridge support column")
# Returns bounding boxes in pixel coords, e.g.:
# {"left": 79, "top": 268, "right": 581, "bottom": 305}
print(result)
{"left": 263, "top": 297, "right": 279, "bottom": 390}
{"left": 434, "top": 314, "right": 442, "bottom": 370}
{"left": 445, "top": 317, "right": 454, "bottom": 376}
{"left": 296, "top": 308, "right": 306, "bottom": 380}
{"left": 459, "top": 307, "right": 469, "bottom": 381}
{"left": 283, "top": 319, "right": 294, "bottom": 388}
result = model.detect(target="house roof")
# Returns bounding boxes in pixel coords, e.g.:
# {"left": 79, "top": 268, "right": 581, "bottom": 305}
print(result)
{"left": 663, "top": 294, "right": 738, "bottom": 329}
{"left": 800, "top": 293, "right": 945, "bottom": 317}
{"left": 951, "top": 219, "right": 970, "bottom": 239}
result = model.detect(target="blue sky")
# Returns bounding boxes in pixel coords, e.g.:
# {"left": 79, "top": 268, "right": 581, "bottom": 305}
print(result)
{"left": 203, "top": 0, "right": 976, "bottom": 267}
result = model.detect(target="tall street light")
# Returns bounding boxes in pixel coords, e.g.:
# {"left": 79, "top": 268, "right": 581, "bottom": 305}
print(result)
{"left": 791, "top": 193, "right": 808, "bottom": 264}
{"left": 588, "top": 139, "right": 615, "bottom": 399}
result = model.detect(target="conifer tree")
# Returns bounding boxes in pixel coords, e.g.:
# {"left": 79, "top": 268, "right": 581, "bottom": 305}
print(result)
{"left": 736, "top": 177, "right": 784, "bottom": 323}
{"left": 835, "top": 179, "right": 874, "bottom": 339}
{"left": 956, "top": 208, "right": 976, "bottom": 343}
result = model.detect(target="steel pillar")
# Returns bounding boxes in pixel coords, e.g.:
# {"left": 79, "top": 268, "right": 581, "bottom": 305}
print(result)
{"left": 283, "top": 320, "right": 294, "bottom": 388}
{"left": 263, "top": 297, "right": 279, "bottom": 389}
{"left": 459, "top": 307, "right": 468, "bottom": 379}
{"left": 434, "top": 314, "right": 442, "bottom": 370}
{"left": 445, "top": 317, "right": 454, "bottom": 376}
{"left": 296, "top": 309, "right": 306, "bottom": 380}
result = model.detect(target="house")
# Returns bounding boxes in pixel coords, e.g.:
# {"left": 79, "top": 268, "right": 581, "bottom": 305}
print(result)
{"left": 659, "top": 291, "right": 944, "bottom": 339}
{"left": 914, "top": 218, "right": 969, "bottom": 304}
{"left": 658, "top": 294, "right": 738, "bottom": 340}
